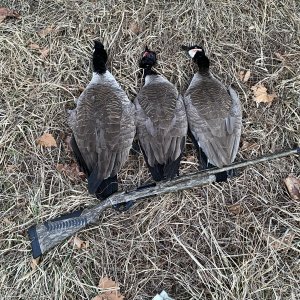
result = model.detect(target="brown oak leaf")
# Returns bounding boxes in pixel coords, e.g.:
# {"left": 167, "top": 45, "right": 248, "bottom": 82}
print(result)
{"left": 72, "top": 236, "right": 89, "bottom": 249}
{"left": 227, "top": 203, "right": 242, "bottom": 215}
{"left": 36, "top": 133, "right": 57, "bottom": 147}
{"left": 241, "top": 141, "right": 260, "bottom": 152}
{"left": 239, "top": 70, "right": 251, "bottom": 82}
{"left": 38, "top": 25, "right": 55, "bottom": 37}
{"left": 251, "top": 83, "right": 276, "bottom": 104}
{"left": 28, "top": 43, "right": 40, "bottom": 50}
{"left": 269, "top": 232, "right": 295, "bottom": 251}
{"left": 56, "top": 163, "right": 85, "bottom": 181}
{"left": 128, "top": 21, "right": 142, "bottom": 34}
{"left": 0, "top": 7, "right": 20, "bottom": 23}
{"left": 92, "top": 277, "right": 124, "bottom": 300}
{"left": 39, "top": 47, "right": 50, "bottom": 59}
{"left": 284, "top": 175, "right": 300, "bottom": 200}
{"left": 31, "top": 257, "right": 40, "bottom": 270}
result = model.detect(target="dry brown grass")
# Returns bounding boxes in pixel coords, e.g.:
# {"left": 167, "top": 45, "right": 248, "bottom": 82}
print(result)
{"left": 0, "top": 0, "right": 300, "bottom": 299}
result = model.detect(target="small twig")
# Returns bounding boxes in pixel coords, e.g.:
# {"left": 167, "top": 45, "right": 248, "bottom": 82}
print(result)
{"left": 109, "top": 11, "right": 125, "bottom": 49}
{"left": 172, "top": 231, "right": 202, "bottom": 268}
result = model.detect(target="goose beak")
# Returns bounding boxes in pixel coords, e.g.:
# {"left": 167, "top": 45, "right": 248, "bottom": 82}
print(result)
{"left": 188, "top": 48, "right": 203, "bottom": 58}
{"left": 143, "top": 45, "right": 152, "bottom": 57}
{"left": 181, "top": 45, "right": 204, "bottom": 58}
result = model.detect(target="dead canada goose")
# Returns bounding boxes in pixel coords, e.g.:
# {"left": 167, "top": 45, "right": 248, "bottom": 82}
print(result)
{"left": 182, "top": 45, "right": 242, "bottom": 181}
{"left": 67, "top": 41, "right": 135, "bottom": 201}
{"left": 134, "top": 46, "right": 188, "bottom": 181}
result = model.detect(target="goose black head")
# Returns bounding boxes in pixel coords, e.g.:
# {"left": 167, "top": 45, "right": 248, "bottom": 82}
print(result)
{"left": 139, "top": 46, "right": 157, "bottom": 69}
{"left": 181, "top": 44, "right": 209, "bottom": 71}
{"left": 93, "top": 40, "right": 108, "bottom": 74}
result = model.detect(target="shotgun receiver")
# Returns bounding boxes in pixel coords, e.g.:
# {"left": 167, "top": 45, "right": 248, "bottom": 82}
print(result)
{"left": 28, "top": 148, "right": 299, "bottom": 258}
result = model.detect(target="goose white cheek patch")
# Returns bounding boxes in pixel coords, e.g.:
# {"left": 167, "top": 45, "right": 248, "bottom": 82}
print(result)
{"left": 188, "top": 49, "right": 203, "bottom": 58}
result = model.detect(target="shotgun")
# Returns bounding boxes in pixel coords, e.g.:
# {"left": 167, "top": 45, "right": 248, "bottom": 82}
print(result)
{"left": 28, "top": 148, "right": 299, "bottom": 258}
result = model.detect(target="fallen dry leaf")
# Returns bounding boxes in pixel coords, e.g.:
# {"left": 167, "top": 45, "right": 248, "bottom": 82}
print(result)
{"left": 128, "top": 21, "right": 142, "bottom": 34}
{"left": 28, "top": 43, "right": 40, "bottom": 50}
{"left": 30, "top": 257, "right": 40, "bottom": 270}
{"left": 269, "top": 232, "right": 295, "bottom": 251}
{"left": 92, "top": 296, "right": 103, "bottom": 300}
{"left": 284, "top": 175, "right": 300, "bottom": 200}
{"left": 36, "top": 133, "right": 57, "bottom": 147}
{"left": 38, "top": 25, "right": 55, "bottom": 37}
{"left": 241, "top": 141, "right": 260, "bottom": 152}
{"left": 227, "top": 203, "right": 242, "bottom": 215}
{"left": 92, "top": 277, "right": 125, "bottom": 300}
{"left": 274, "top": 52, "right": 286, "bottom": 62}
{"left": 243, "top": 70, "right": 251, "bottom": 82}
{"left": 6, "top": 164, "right": 18, "bottom": 172}
{"left": 3, "top": 217, "right": 13, "bottom": 225}
{"left": 39, "top": 47, "right": 50, "bottom": 59}
{"left": 183, "top": 154, "right": 198, "bottom": 165}
{"left": 251, "top": 83, "right": 276, "bottom": 104}
{"left": 72, "top": 236, "right": 89, "bottom": 249}
{"left": 56, "top": 163, "right": 85, "bottom": 181}
{"left": 239, "top": 70, "right": 251, "bottom": 82}
{"left": 0, "top": 7, "right": 20, "bottom": 23}
{"left": 92, "top": 292, "right": 124, "bottom": 300}
{"left": 99, "top": 277, "right": 118, "bottom": 289}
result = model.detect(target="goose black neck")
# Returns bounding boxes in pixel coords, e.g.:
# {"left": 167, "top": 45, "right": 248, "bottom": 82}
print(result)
{"left": 93, "top": 47, "right": 108, "bottom": 74}
{"left": 194, "top": 54, "right": 210, "bottom": 73}
{"left": 143, "top": 66, "right": 157, "bottom": 78}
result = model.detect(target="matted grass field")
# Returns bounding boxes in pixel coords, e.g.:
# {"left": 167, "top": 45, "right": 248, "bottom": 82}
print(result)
{"left": 0, "top": 0, "right": 299, "bottom": 299}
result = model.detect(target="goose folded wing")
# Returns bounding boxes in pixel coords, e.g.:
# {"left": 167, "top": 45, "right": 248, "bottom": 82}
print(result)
{"left": 88, "top": 94, "right": 135, "bottom": 193}
{"left": 72, "top": 87, "right": 135, "bottom": 193}
{"left": 185, "top": 87, "right": 242, "bottom": 168}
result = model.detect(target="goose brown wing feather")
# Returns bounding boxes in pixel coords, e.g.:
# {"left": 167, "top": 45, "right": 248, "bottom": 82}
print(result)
{"left": 184, "top": 75, "right": 242, "bottom": 167}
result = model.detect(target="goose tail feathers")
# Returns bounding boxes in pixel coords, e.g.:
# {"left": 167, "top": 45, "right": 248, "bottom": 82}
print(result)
{"left": 94, "top": 175, "right": 118, "bottom": 200}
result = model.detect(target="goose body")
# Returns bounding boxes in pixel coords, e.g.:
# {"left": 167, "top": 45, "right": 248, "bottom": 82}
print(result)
{"left": 183, "top": 46, "right": 242, "bottom": 178}
{"left": 68, "top": 41, "right": 135, "bottom": 199}
{"left": 135, "top": 48, "right": 187, "bottom": 181}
